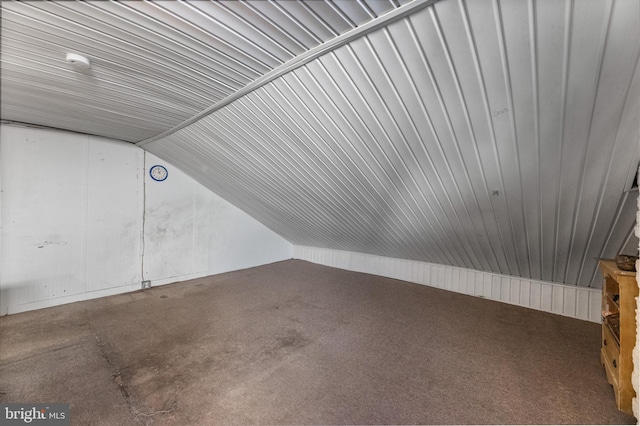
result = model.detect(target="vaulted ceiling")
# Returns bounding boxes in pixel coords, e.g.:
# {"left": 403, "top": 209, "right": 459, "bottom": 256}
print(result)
{"left": 2, "top": 0, "right": 639, "bottom": 287}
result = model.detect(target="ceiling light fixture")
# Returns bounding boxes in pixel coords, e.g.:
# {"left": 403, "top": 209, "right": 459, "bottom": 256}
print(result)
{"left": 65, "top": 53, "right": 91, "bottom": 69}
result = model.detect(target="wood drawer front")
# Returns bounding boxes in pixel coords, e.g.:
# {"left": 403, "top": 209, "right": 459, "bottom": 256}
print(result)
{"left": 602, "top": 326, "right": 620, "bottom": 388}
{"left": 601, "top": 348, "right": 620, "bottom": 393}
{"left": 602, "top": 325, "right": 620, "bottom": 365}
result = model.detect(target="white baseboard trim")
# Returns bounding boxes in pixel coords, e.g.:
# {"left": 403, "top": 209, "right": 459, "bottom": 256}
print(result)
{"left": 144, "top": 271, "right": 208, "bottom": 288}
{"left": 294, "top": 246, "right": 601, "bottom": 323}
{"left": 3, "top": 282, "right": 142, "bottom": 316}
{"left": 2, "top": 272, "right": 209, "bottom": 316}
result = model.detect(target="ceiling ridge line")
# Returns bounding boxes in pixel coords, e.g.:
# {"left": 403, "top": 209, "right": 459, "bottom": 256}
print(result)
{"left": 136, "top": 0, "right": 442, "bottom": 147}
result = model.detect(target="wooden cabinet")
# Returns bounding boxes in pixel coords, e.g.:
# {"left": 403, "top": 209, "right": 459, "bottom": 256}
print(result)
{"left": 600, "top": 259, "right": 637, "bottom": 415}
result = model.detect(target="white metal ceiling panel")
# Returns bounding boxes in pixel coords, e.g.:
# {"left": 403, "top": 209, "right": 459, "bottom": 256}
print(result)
{"left": 2, "top": 0, "right": 638, "bottom": 287}
{"left": 1, "top": 0, "right": 404, "bottom": 141}
{"left": 144, "top": 0, "right": 639, "bottom": 287}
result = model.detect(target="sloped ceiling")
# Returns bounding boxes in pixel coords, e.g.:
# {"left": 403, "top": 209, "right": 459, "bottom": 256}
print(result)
{"left": 2, "top": 0, "right": 639, "bottom": 287}
{"left": 1, "top": 0, "right": 414, "bottom": 141}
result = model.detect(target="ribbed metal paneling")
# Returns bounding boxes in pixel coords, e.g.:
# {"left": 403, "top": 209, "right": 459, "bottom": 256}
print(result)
{"left": 294, "top": 246, "right": 603, "bottom": 322}
{"left": 1, "top": 0, "right": 408, "bottom": 141}
{"left": 2, "top": 0, "right": 639, "bottom": 287}
{"left": 144, "top": 0, "right": 640, "bottom": 287}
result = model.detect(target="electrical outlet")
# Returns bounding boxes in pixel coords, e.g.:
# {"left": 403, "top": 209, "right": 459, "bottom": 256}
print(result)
{"left": 142, "top": 280, "right": 151, "bottom": 290}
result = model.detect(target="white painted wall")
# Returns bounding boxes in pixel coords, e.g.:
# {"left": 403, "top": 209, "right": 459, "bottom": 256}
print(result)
{"left": 0, "top": 125, "right": 144, "bottom": 315}
{"left": 142, "top": 152, "right": 293, "bottom": 286}
{"left": 0, "top": 125, "right": 292, "bottom": 315}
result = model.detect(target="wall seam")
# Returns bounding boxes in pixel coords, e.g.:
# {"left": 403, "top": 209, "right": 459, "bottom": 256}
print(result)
{"left": 141, "top": 150, "right": 147, "bottom": 284}
{"left": 81, "top": 137, "right": 90, "bottom": 296}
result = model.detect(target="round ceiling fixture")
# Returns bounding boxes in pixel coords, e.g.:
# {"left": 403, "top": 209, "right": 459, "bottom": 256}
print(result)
{"left": 66, "top": 53, "right": 91, "bottom": 69}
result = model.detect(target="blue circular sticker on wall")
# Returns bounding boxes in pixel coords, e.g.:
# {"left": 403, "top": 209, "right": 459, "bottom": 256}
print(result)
{"left": 149, "top": 165, "right": 168, "bottom": 181}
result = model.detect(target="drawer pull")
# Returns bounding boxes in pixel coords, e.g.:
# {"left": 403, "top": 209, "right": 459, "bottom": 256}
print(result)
{"left": 613, "top": 359, "right": 617, "bottom": 368}
{"left": 604, "top": 338, "right": 607, "bottom": 346}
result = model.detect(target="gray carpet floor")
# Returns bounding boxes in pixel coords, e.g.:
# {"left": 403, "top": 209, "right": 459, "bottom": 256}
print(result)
{"left": 0, "top": 259, "right": 636, "bottom": 425}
